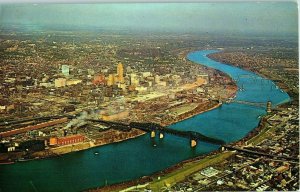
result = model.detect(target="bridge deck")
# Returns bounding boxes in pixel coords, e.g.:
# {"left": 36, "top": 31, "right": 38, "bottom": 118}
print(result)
{"left": 87, "top": 120, "right": 225, "bottom": 145}
{"left": 129, "top": 122, "right": 225, "bottom": 145}
{"left": 88, "top": 120, "right": 225, "bottom": 145}
{"left": 231, "top": 100, "right": 266, "bottom": 107}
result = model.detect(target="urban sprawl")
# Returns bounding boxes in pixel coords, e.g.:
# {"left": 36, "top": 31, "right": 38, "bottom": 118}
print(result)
{"left": 0, "top": 28, "right": 298, "bottom": 191}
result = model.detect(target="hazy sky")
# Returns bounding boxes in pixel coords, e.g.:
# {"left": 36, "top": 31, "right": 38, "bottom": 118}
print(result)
{"left": 0, "top": 2, "right": 298, "bottom": 36}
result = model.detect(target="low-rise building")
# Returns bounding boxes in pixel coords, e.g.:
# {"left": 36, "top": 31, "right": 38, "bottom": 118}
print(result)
{"left": 56, "top": 134, "right": 85, "bottom": 146}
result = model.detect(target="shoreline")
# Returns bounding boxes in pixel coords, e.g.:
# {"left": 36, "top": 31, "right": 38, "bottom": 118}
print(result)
{"left": 162, "top": 101, "right": 223, "bottom": 127}
{"left": 50, "top": 100, "right": 225, "bottom": 157}
{"left": 32, "top": 130, "right": 147, "bottom": 159}
{"left": 1, "top": 100, "right": 225, "bottom": 163}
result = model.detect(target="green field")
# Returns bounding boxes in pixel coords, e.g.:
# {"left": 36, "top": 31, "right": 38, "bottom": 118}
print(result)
{"left": 148, "top": 151, "right": 234, "bottom": 191}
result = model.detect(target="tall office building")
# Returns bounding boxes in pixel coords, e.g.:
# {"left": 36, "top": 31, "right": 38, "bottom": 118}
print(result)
{"left": 117, "top": 62, "right": 124, "bottom": 83}
{"left": 107, "top": 74, "right": 115, "bottom": 86}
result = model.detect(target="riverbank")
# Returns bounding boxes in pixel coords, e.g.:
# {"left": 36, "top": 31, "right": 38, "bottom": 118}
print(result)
{"left": 86, "top": 150, "right": 235, "bottom": 192}
{"left": 0, "top": 97, "right": 226, "bottom": 163}
{"left": 161, "top": 101, "right": 222, "bottom": 127}
{"left": 44, "top": 100, "right": 223, "bottom": 157}
{"left": 30, "top": 129, "right": 146, "bottom": 158}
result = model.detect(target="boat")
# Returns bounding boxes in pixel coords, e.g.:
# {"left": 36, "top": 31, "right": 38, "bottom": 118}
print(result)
{"left": 94, "top": 151, "right": 99, "bottom": 155}
{"left": 17, "top": 158, "right": 36, "bottom": 162}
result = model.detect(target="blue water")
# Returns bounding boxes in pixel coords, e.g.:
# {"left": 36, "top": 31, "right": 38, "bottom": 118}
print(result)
{"left": 170, "top": 50, "right": 290, "bottom": 143}
{"left": 0, "top": 50, "right": 290, "bottom": 192}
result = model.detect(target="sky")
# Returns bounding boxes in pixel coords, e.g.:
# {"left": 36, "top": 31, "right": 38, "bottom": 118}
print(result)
{"left": 0, "top": 2, "right": 298, "bottom": 36}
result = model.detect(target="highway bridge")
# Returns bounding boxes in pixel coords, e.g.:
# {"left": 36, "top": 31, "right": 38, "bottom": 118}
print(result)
{"left": 230, "top": 100, "right": 267, "bottom": 108}
{"left": 234, "top": 74, "right": 268, "bottom": 82}
{"left": 88, "top": 119, "right": 225, "bottom": 147}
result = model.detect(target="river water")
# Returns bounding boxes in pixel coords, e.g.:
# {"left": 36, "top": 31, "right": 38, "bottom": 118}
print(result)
{"left": 0, "top": 50, "right": 290, "bottom": 192}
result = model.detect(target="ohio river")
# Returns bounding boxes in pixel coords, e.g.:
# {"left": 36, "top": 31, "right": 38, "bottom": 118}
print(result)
{"left": 0, "top": 50, "right": 290, "bottom": 192}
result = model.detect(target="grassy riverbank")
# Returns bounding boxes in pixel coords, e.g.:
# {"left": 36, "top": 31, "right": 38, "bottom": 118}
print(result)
{"left": 147, "top": 151, "right": 234, "bottom": 191}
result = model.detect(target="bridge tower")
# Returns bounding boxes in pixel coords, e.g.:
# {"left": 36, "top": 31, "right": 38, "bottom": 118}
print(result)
{"left": 159, "top": 132, "right": 164, "bottom": 139}
{"left": 190, "top": 139, "right": 197, "bottom": 147}
{"left": 150, "top": 130, "right": 156, "bottom": 138}
{"left": 266, "top": 101, "right": 272, "bottom": 113}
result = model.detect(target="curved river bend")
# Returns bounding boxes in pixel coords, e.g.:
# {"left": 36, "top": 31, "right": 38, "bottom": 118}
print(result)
{"left": 0, "top": 50, "right": 290, "bottom": 192}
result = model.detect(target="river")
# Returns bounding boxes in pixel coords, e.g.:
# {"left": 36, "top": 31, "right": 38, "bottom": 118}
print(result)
{"left": 0, "top": 50, "right": 290, "bottom": 192}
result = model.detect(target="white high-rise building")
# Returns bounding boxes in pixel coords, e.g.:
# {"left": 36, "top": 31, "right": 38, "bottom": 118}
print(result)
{"left": 130, "top": 73, "right": 139, "bottom": 86}
{"left": 62, "top": 65, "right": 70, "bottom": 76}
